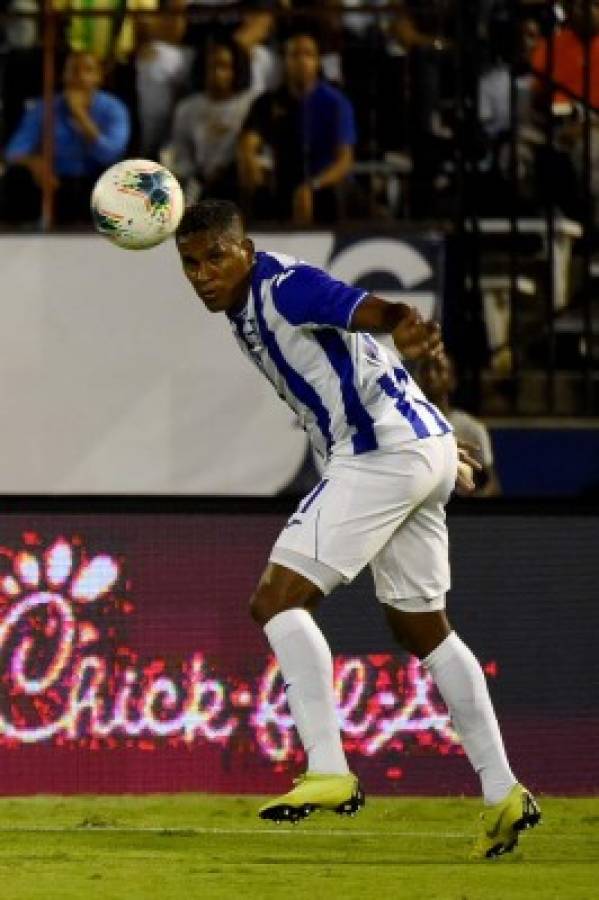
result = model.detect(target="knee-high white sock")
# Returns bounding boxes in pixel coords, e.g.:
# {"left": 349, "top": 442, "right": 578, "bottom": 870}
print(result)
{"left": 423, "top": 631, "right": 518, "bottom": 805}
{"left": 264, "top": 608, "right": 349, "bottom": 776}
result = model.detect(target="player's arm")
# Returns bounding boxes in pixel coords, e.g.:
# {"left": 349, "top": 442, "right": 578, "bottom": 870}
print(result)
{"left": 350, "top": 294, "right": 443, "bottom": 360}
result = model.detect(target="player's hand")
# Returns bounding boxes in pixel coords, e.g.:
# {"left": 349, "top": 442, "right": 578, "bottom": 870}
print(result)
{"left": 454, "top": 440, "right": 482, "bottom": 496}
{"left": 392, "top": 310, "right": 444, "bottom": 360}
{"left": 292, "top": 183, "right": 314, "bottom": 226}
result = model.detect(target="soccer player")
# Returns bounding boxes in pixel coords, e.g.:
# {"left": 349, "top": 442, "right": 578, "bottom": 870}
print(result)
{"left": 176, "top": 199, "right": 541, "bottom": 858}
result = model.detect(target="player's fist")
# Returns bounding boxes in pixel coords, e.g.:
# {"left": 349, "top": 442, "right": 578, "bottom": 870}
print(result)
{"left": 393, "top": 311, "right": 443, "bottom": 360}
{"left": 454, "top": 440, "right": 482, "bottom": 495}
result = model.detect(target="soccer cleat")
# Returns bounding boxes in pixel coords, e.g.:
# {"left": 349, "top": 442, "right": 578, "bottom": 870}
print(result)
{"left": 470, "top": 783, "right": 542, "bottom": 860}
{"left": 258, "top": 773, "right": 365, "bottom": 824}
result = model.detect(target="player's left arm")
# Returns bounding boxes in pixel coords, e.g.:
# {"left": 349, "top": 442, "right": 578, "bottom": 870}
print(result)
{"left": 274, "top": 267, "right": 443, "bottom": 360}
{"left": 350, "top": 295, "right": 443, "bottom": 360}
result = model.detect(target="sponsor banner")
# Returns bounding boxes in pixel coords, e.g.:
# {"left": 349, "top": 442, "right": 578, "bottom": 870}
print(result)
{"left": 0, "top": 231, "right": 443, "bottom": 495}
{"left": 0, "top": 505, "right": 596, "bottom": 795}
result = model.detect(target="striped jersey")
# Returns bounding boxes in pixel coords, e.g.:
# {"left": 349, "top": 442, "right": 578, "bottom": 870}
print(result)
{"left": 227, "top": 251, "right": 452, "bottom": 460}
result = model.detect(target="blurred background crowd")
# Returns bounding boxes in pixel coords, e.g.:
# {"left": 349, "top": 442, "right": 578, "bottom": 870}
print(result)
{"left": 0, "top": 0, "right": 597, "bottom": 229}
{"left": 0, "top": 1, "right": 597, "bottom": 468}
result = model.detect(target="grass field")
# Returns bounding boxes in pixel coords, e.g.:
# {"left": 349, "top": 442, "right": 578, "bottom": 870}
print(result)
{"left": 0, "top": 794, "right": 597, "bottom": 899}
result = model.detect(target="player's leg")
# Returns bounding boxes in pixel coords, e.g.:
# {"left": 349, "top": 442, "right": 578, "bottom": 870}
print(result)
{"left": 384, "top": 607, "right": 540, "bottom": 858}
{"left": 371, "top": 435, "right": 540, "bottom": 855}
{"left": 250, "top": 560, "right": 363, "bottom": 822}
{"left": 383, "top": 605, "right": 519, "bottom": 805}
{"left": 253, "top": 456, "right": 439, "bottom": 822}
{"left": 250, "top": 560, "right": 349, "bottom": 776}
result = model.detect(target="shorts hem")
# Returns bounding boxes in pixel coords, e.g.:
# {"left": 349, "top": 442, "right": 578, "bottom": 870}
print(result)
{"left": 269, "top": 548, "right": 344, "bottom": 596}
{"left": 378, "top": 594, "right": 447, "bottom": 613}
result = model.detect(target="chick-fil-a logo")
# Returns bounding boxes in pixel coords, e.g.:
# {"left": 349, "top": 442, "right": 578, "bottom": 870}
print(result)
{"left": 0, "top": 534, "right": 482, "bottom": 775}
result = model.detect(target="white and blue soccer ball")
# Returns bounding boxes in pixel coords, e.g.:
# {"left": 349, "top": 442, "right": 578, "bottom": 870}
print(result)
{"left": 91, "top": 159, "right": 184, "bottom": 250}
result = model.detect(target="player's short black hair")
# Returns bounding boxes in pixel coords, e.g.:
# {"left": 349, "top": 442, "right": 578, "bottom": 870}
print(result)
{"left": 176, "top": 200, "right": 245, "bottom": 241}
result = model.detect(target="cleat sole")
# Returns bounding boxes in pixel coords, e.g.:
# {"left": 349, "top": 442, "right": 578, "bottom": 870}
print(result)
{"left": 334, "top": 785, "right": 365, "bottom": 817}
{"left": 259, "top": 803, "right": 315, "bottom": 824}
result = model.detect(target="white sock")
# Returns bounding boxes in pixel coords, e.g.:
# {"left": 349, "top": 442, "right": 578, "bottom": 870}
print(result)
{"left": 423, "top": 631, "right": 518, "bottom": 805}
{"left": 263, "top": 608, "right": 349, "bottom": 776}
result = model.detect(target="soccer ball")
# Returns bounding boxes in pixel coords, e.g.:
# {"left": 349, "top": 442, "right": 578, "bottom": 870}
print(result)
{"left": 91, "top": 159, "right": 185, "bottom": 250}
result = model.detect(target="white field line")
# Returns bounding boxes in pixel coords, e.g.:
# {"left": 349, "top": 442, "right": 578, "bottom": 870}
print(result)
{"left": 0, "top": 825, "right": 467, "bottom": 838}
{"left": 0, "top": 825, "right": 588, "bottom": 841}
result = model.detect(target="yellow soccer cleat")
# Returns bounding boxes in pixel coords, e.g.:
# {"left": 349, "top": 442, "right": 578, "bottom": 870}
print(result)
{"left": 470, "top": 783, "right": 542, "bottom": 859}
{"left": 258, "top": 773, "right": 365, "bottom": 824}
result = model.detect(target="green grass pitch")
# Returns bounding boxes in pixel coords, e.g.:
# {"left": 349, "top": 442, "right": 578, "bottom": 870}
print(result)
{"left": 0, "top": 795, "right": 597, "bottom": 899}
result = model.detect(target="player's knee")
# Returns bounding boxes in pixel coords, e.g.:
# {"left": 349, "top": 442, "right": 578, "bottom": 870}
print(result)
{"left": 249, "top": 583, "right": 281, "bottom": 625}
{"left": 249, "top": 567, "right": 322, "bottom": 626}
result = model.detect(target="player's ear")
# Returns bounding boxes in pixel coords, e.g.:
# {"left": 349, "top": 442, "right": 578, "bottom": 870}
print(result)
{"left": 242, "top": 237, "right": 255, "bottom": 265}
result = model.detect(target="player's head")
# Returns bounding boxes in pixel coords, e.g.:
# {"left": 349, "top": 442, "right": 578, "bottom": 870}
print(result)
{"left": 176, "top": 200, "right": 254, "bottom": 313}
{"left": 63, "top": 51, "right": 103, "bottom": 94}
{"left": 284, "top": 32, "right": 321, "bottom": 92}
{"left": 415, "top": 351, "right": 457, "bottom": 404}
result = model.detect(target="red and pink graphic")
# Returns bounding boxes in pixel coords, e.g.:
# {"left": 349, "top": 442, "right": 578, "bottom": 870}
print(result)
{"left": 0, "top": 533, "right": 464, "bottom": 773}
{"left": 0, "top": 513, "right": 595, "bottom": 797}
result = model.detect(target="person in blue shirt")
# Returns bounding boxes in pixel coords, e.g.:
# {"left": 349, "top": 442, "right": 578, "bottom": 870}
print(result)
{"left": 1, "top": 50, "right": 130, "bottom": 225}
{"left": 237, "top": 30, "right": 357, "bottom": 225}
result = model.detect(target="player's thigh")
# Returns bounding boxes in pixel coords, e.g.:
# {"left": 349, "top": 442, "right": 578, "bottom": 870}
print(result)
{"left": 370, "top": 436, "right": 457, "bottom": 605}
{"left": 370, "top": 500, "right": 451, "bottom": 603}
{"left": 271, "top": 449, "right": 441, "bottom": 587}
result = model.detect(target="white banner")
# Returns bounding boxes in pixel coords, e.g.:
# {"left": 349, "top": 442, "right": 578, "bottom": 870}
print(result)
{"left": 0, "top": 231, "right": 443, "bottom": 494}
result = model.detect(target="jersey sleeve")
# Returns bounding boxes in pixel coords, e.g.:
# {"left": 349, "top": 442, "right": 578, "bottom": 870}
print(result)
{"left": 272, "top": 264, "right": 367, "bottom": 330}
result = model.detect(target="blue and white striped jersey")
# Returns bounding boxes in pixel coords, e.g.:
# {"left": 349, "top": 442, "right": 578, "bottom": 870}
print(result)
{"left": 228, "top": 251, "right": 452, "bottom": 459}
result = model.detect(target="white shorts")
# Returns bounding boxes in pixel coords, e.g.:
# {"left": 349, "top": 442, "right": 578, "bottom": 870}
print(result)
{"left": 270, "top": 433, "right": 458, "bottom": 613}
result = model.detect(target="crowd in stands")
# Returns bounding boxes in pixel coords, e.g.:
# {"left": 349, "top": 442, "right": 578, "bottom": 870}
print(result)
{"left": 0, "top": 0, "right": 596, "bottom": 228}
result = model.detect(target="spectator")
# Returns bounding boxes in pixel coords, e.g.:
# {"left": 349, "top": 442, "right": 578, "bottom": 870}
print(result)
{"left": 531, "top": 0, "right": 599, "bottom": 111}
{"left": 1, "top": 50, "right": 130, "bottom": 224}
{"left": 479, "top": 17, "right": 541, "bottom": 141}
{"left": 386, "top": 2, "right": 453, "bottom": 217}
{"left": 184, "top": 2, "right": 281, "bottom": 97}
{"left": 134, "top": 0, "right": 190, "bottom": 158}
{"left": 414, "top": 353, "right": 502, "bottom": 497}
{"left": 168, "top": 38, "right": 253, "bottom": 201}
{"left": 237, "top": 30, "right": 357, "bottom": 224}
{"left": 531, "top": 0, "right": 599, "bottom": 223}
{"left": 51, "top": 0, "right": 188, "bottom": 157}
{"left": 474, "top": 16, "right": 542, "bottom": 215}
{"left": 54, "top": 0, "right": 158, "bottom": 63}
